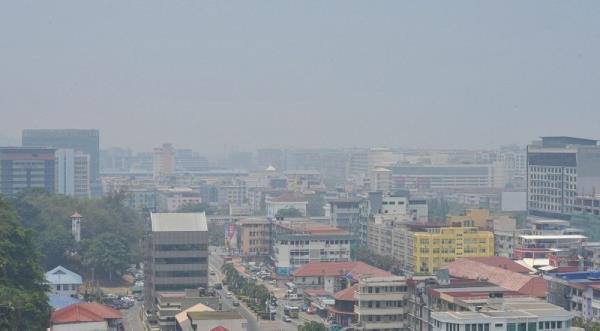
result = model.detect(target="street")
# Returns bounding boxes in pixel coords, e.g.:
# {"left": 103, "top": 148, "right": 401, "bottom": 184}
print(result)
{"left": 121, "top": 301, "right": 144, "bottom": 331}
{"left": 209, "top": 246, "right": 299, "bottom": 331}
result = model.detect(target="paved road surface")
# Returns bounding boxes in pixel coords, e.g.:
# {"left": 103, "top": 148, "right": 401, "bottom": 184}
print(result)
{"left": 121, "top": 301, "right": 144, "bottom": 331}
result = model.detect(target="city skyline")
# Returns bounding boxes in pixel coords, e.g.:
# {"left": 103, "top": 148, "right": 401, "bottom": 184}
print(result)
{"left": 2, "top": 2, "right": 600, "bottom": 153}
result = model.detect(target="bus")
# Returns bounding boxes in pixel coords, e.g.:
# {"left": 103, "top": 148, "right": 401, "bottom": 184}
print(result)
{"left": 284, "top": 305, "right": 299, "bottom": 318}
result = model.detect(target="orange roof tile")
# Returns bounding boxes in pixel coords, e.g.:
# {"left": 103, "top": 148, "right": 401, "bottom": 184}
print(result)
{"left": 51, "top": 303, "right": 122, "bottom": 324}
{"left": 462, "top": 256, "right": 532, "bottom": 274}
{"left": 334, "top": 284, "right": 358, "bottom": 301}
{"left": 447, "top": 259, "right": 547, "bottom": 298}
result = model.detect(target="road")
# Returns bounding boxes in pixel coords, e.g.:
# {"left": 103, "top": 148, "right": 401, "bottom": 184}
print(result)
{"left": 121, "top": 301, "right": 144, "bottom": 331}
{"left": 209, "top": 246, "right": 304, "bottom": 331}
{"left": 209, "top": 247, "right": 260, "bottom": 331}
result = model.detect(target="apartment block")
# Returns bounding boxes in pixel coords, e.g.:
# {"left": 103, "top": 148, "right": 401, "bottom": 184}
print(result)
{"left": 0, "top": 147, "right": 56, "bottom": 195}
{"left": 368, "top": 219, "right": 494, "bottom": 274}
{"left": 527, "top": 136, "right": 600, "bottom": 219}
{"left": 237, "top": 217, "right": 271, "bottom": 261}
{"left": 355, "top": 276, "right": 409, "bottom": 331}
{"left": 56, "top": 149, "right": 91, "bottom": 198}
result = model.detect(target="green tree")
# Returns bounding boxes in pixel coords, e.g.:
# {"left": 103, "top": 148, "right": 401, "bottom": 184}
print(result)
{"left": 298, "top": 321, "right": 327, "bottom": 331}
{"left": 38, "top": 225, "right": 77, "bottom": 269}
{"left": 8, "top": 190, "right": 144, "bottom": 281}
{"left": 0, "top": 197, "right": 51, "bottom": 330}
{"left": 275, "top": 207, "right": 303, "bottom": 219}
{"left": 81, "top": 233, "right": 130, "bottom": 281}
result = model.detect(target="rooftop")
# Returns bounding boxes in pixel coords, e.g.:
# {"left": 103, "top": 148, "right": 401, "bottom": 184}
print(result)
{"left": 461, "top": 257, "right": 533, "bottom": 274}
{"left": 446, "top": 259, "right": 547, "bottom": 298}
{"left": 519, "top": 234, "right": 587, "bottom": 240}
{"left": 51, "top": 303, "right": 122, "bottom": 324}
{"left": 187, "top": 311, "right": 245, "bottom": 320}
{"left": 293, "top": 261, "right": 391, "bottom": 278}
{"left": 150, "top": 212, "right": 208, "bottom": 232}
{"left": 334, "top": 284, "right": 358, "bottom": 301}
{"left": 431, "top": 297, "right": 572, "bottom": 323}
{"left": 45, "top": 265, "right": 82, "bottom": 285}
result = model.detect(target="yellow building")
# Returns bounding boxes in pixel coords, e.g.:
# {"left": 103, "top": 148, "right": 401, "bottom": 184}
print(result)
{"left": 447, "top": 208, "right": 492, "bottom": 228}
{"left": 412, "top": 227, "right": 494, "bottom": 274}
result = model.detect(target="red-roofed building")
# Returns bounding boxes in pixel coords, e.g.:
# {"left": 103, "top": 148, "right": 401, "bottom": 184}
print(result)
{"left": 292, "top": 261, "right": 391, "bottom": 293}
{"left": 446, "top": 258, "right": 547, "bottom": 298}
{"left": 461, "top": 256, "right": 533, "bottom": 274}
{"left": 330, "top": 285, "right": 358, "bottom": 327}
{"left": 50, "top": 302, "right": 122, "bottom": 331}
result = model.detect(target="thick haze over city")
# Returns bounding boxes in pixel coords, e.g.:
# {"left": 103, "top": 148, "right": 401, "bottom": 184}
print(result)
{"left": 1, "top": 1, "right": 599, "bottom": 155}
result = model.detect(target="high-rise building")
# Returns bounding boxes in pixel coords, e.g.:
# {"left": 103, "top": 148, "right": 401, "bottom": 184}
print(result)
{"left": 369, "top": 167, "right": 392, "bottom": 194}
{"left": 145, "top": 212, "right": 209, "bottom": 322}
{"left": 527, "top": 136, "right": 600, "bottom": 219}
{"left": 56, "top": 149, "right": 91, "bottom": 198}
{"left": 329, "top": 198, "right": 368, "bottom": 243}
{"left": 153, "top": 143, "right": 176, "bottom": 180}
{"left": 0, "top": 147, "right": 56, "bottom": 195}
{"left": 22, "top": 129, "right": 99, "bottom": 192}
{"left": 175, "top": 149, "right": 208, "bottom": 172}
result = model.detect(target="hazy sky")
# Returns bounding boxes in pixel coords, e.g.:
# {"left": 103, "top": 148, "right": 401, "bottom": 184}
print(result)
{"left": 1, "top": 1, "right": 599, "bottom": 155}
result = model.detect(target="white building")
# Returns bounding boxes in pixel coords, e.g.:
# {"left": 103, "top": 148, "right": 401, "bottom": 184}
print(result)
{"left": 266, "top": 193, "right": 308, "bottom": 218}
{"left": 272, "top": 221, "right": 353, "bottom": 276}
{"left": 46, "top": 266, "right": 83, "bottom": 297}
{"left": 56, "top": 149, "right": 91, "bottom": 198}
{"left": 369, "top": 167, "right": 392, "bottom": 194}
{"left": 430, "top": 297, "right": 573, "bottom": 331}
{"left": 527, "top": 136, "right": 600, "bottom": 219}
{"left": 355, "top": 276, "right": 409, "bottom": 331}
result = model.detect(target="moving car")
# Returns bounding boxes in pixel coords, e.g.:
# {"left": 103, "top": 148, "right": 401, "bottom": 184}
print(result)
{"left": 283, "top": 316, "right": 292, "bottom": 322}
{"left": 232, "top": 301, "right": 240, "bottom": 307}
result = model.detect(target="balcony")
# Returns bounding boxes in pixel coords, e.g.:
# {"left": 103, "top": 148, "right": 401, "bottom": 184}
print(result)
{"left": 355, "top": 292, "right": 408, "bottom": 301}
{"left": 355, "top": 306, "right": 406, "bottom": 315}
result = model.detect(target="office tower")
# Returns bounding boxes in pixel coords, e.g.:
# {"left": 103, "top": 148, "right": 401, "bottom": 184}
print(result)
{"left": 0, "top": 147, "right": 56, "bottom": 195}
{"left": 22, "top": 129, "right": 100, "bottom": 195}
{"left": 153, "top": 143, "right": 175, "bottom": 179}
{"left": 527, "top": 136, "right": 600, "bottom": 219}
{"left": 56, "top": 149, "right": 91, "bottom": 198}
{"left": 145, "top": 213, "right": 209, "bottom": 317}
{"left": 224, "top": 151, "right": 254, "bottom": 170}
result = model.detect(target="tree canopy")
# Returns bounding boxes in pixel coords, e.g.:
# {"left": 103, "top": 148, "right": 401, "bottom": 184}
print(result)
{"left": 275, "top": 207, "right": 303, "bottom": 219}
{"left": 0, "top": 196, "right": 51, "bottom": 330}
{"left": 7, "top": 189, "right": 143, "bottom": 281}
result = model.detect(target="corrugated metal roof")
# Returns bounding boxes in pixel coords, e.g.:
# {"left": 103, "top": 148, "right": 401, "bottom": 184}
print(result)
{"left": 150, "top": 212, "right": 208, "bottom": 232}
